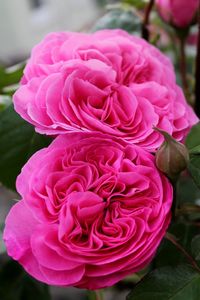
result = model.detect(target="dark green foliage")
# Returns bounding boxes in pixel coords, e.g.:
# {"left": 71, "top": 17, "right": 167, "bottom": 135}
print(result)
{"left": 0, "top": 259, "right": 51, "bottom": 300}
{"left": 92, "top": 8, "right": 141, "bottom": 33}
{"left": 0, "top": 105, "right": 52, "bottom": 190}
{"left": 127, "top": 264, "right": 200, "bottom": 300}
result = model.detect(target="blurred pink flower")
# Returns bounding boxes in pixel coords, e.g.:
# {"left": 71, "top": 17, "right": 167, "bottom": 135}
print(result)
{"left": 156, "top": 0, "right": 199, "bottom": 28}
{"left": 4, "top": 133, "right": 173, "bottom": 289}
{"left": 187, "top": 32, "right": 198, "bottom": 45}
{"left": 13, "top": 30, "right": 198, "bottom": 152}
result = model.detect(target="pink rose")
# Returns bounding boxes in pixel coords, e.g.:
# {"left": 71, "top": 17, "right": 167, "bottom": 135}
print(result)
{"left": 13, "top": 30, "right": 198, "bottom": 152}
{"left": 187, "top": 32, "right": 198, "bottom": 45}
{"left": 156, "top": 0, "right": 199, "bottom": 28}
{"left": 3, "top": 133, "right": 173, "bottom": 290}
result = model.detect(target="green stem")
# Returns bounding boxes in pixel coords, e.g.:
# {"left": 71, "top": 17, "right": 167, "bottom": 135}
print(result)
{"left": 94, "top": 290, "right": 103, "bottom": 300}
{"left": 171, "top": 179, "right": 178, "bottom": 220}
{"left": 179, "top": 37, "right": 189, "bottom": 97}
{"left": 165, "top": 232, "right": 200, "bottom": 273}
{"left": 195, "top": 2, "right": 200, "bottom": 117}
{"left": 142, "top": 0, "right": 155, "bottom": 41}
{"left": 176, "top": 204, "right": 200, "bottom": 216}
{"left": 185, "top": 220, "right": 200, "bottom": 227}
{"left": 87, "top": 290, "right": 104, "bottom": 300}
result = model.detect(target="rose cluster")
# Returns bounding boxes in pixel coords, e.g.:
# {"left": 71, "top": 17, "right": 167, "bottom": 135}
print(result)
{"left": 3, "top": 29, "right": 198, "bottom": 289}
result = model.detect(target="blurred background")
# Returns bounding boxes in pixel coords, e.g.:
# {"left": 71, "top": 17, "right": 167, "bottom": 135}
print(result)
{"left": 0, "top": 0, "right": 104, "bottom": 65}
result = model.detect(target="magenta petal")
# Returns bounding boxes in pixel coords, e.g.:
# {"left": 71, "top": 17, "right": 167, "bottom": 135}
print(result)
{"left": 39, "top": 265, "right": 85, "bottom": 286}
{"left": 3, "top": 200, "right": 46, "bottom": 282}
{"left": 31, "top": 225, "right": 82, "bottom": 271}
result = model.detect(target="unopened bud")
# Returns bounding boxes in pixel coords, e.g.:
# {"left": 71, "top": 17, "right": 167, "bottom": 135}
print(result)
{"left": 154, "top": 127, "right": 189, "bottom": 180}
{"left": 155, "top": 0, "right": 199, "bottom": 29}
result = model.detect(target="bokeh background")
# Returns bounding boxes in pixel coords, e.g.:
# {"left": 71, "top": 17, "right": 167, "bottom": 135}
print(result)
{"left": 0, "top": 0, "right": 103, "bottom": 65}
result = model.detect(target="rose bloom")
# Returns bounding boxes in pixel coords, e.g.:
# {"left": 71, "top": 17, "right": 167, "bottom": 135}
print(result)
{"left": 4, "top": 133, "right": 173, "bottom": 290}
{"left": 156, "top": 0, "right": 199, "bottom": 28}
{"left": 13, "top": 30, "right": 198, "bottom": 152}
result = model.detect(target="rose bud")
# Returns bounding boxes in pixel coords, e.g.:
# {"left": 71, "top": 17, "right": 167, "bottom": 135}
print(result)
{"left": 155, "top": 0, "right": 199, "bottom": 29}
{"left": 154, "top": 127, "right": 189, "bottom": 180}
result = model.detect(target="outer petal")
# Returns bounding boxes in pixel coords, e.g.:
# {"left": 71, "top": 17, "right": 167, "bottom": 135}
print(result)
{"left": 3, "top": 200, "right": 46, "bottom": 282}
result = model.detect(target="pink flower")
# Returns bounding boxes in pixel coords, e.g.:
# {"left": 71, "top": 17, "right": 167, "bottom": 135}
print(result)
{"left": 13, "top": 30, "right": 198, "bottom": 152}
{"left": 3, "top": 133, "right": 173, "bottom": 290}
{"left": 156, "top": 0, "right": 199, "bottom": 28}
{"left": 187, "top": 32, "right": 198, "bottom": 45}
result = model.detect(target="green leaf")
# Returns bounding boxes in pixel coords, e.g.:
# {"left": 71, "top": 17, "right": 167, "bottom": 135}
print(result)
{"left": 188, "top": 155, "right": 200, "bottom": 189}
{"left": 176, "top": 175, "right": 200, "bottom": 205}
{"left": 122, "top": 0, "right": 146, "bottom": 9}
{"left": 189, "top": 145, "right": 200, "bottom": 155}
{"left": 0, "top": 105, "right": 52, "bottom": 190}
{"left": 0, "top": 259, "right": 51, "bottom": 300}
{"left": 0, "top": 95, "right": 12, "bottom": 112}
{"left": 191, "top": 235, "right": 200, "bottom": 261}
{"left": 0, "top": 233, "right": 5, "bottom": 255}
{"left": 127, "top": 264, "right": 200, "bottom": 300}
{"left": 92, "top": 8, "right": 141, "bottom": 34}
{"left": 20, "top": 277, "right": 50, "bottom": 300}
{"left": 0, "top": 224, "right": 6, "bottom": 255}
{"left": 186, "top": 122, "right": 200, "bottom": 153}
{"left": 186, "top": 124, "right": 200, "bottom": 189}
{"left": 0, "top": 63, "right": 25, "bottom": 92}
{"left": 155, "top": 222, "right": 198, "bottom": 268}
